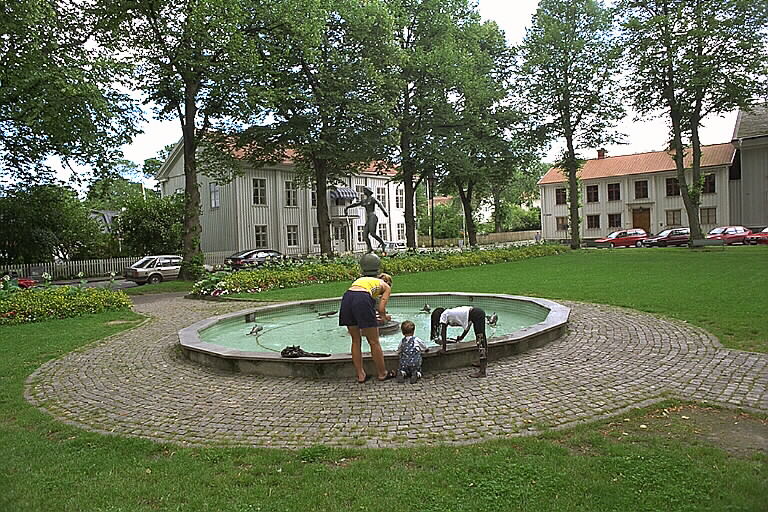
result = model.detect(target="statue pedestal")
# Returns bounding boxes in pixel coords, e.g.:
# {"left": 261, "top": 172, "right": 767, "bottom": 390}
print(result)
{"left": 378, "top": 320, "right": 400, "bottom": 334}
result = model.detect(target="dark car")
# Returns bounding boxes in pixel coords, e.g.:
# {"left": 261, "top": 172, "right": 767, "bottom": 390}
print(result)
{"left": 224, "top": 249, "right": 283, "bottom": 270}
{"left": 642, "top": 227, "right": 691, "bottom": 247}
{"left": 745, "top": 227, "right": 768, "bottom": 245}
{"left": 595, "top": 228, "right": 648, "bottom": 248}
{"left": 706, "top": 226, "right": 752, "bottom": 245}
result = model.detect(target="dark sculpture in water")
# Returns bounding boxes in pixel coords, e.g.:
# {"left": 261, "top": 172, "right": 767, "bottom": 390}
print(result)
{"left": 345, "top": 186, "right": 388, "bottom": 253}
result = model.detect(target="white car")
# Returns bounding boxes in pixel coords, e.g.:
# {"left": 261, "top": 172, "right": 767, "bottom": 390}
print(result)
{"left": 382, "top": 241, "right": 408, "bottom": 255}
{"left": 124, "top": 255, "right": 182, "bottom": 285}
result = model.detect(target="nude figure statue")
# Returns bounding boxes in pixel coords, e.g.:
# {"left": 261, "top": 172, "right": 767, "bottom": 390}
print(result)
{"left": 345, "top": 186, "right": 389, "bottom": 253}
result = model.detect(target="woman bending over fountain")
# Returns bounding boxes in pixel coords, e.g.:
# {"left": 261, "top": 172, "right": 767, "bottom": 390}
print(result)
{"left": 339, "top": 272, "right": 397, "bottom": 383}
{"left": 430, "top": 306, "right": 488, "bottom": 378}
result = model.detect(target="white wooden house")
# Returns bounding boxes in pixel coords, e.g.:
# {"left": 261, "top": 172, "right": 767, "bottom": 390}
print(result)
{"left": 538, "top": 143, "right": 738, "bottom": 240}
{"left": 156, "top": 145, "right": 409, "bottom": 256}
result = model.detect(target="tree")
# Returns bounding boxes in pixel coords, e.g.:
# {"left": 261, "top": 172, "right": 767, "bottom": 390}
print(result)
{"left": 93, "top": 0, "right": 268, "bottom": 278}
{"left": 236, "top": 0, "right": 397, "bottom": 256}
{"left": 118, "top": 194, "right": 184, "bottom": 256}
{"left": 142, "top": 144, "right": 176, "bottom": 178}
{"left": 0, "top": 184, "right": 106, "bottom": 264}
{"left": 484, "top": 161, "right": 546, "bottom": 233}
{"left": 619, "top": 0, "right": 768, "bottom": 240}
{"left": 519, "top": 0, "right": 624, "bottom": 249}
{"left": 389, "top": 0, "right": 503, "bottom": 250}
{"left": 84, "top": 159, "right": 149, "bottom": 210}
{"left": 0, "top": 0, "right": 139, "bottom": 183}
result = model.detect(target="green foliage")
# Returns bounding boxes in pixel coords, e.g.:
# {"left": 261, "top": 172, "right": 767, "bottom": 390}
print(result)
{"left": 0, "top": 286, "right": 131, "bottom": 325}
{"left": 0, "top": 184, "right": 108, "bottom": 264}
{"left": 0, "top": 0, "right": 139, "bottom": 182}
{"left": 84, "top": 159, "right": 153, "bottom": 211}
{"left": 194, "top": 245, "right": 568, "bottom": 296}
{"left": 118, "top": 194, "right": 184, "bottom": 256}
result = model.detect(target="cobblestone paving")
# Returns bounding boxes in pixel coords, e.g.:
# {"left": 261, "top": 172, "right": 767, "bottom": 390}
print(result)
{"left": 25, "top": 296, "right": 768, "bottom": 449}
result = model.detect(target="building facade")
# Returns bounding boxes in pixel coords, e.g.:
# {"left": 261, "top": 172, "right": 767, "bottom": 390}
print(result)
{"left": 156, "top": 145, "right": 409, "bottom": 255}
{"left": 538, "top": 143, "right": 736, "bottom": 240}
{"left": 730, "top": 104, "right": 768, "bottom": 228}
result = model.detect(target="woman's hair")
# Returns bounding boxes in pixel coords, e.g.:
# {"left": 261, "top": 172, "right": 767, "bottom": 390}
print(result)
{"left": 378, "top": 273, "right": 392, "bottom": 286}
{"left": 400, "top": 320, "right": 415, "bottom": 335}
{"left": 430, "top": 307, "right": 445, "bottom": 340}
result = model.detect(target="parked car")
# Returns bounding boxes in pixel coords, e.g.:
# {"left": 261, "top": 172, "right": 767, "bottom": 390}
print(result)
{"left": 382, "top": 241, "right": 408, "bottom": 255}
{"left": 642, "top": 227, "right": 691, "bottom": 247}
{"left": 224, "top": 249, "right": 284, "bottom": 270}
{"left": 1, "top": 270, "right": 37, "bottom": 289}
{"left": 745, "top": 227, "right": 768, "bottom": 245}
{"left": 596, "top": 228, "right": 649, "bottom": 248}
{"left": 124, "top": 255, "right": 182, "bottom": 285}
{"left": 705, "top": 226, "right": 752, "bottom": 245}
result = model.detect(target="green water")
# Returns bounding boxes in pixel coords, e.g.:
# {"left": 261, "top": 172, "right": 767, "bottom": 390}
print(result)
{"left": 200, "top": 296, "right": 550, "bottom": 355}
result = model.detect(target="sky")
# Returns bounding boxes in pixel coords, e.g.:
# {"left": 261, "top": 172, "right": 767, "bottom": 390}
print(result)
{"left": 71, "top": 0, "right": 739, "bottom": 187}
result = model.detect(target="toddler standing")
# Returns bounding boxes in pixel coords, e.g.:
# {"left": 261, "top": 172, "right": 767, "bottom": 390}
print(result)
{"left": 396, "top": 320, "right": 428, "bottom": 383}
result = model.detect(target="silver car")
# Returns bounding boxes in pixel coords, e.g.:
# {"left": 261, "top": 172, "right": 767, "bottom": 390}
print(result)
{"left": 125, "top": 255, "right": 182, "bottom": 285}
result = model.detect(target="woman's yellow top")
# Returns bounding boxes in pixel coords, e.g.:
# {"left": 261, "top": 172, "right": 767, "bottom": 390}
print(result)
{"left": 350, "top": 277, "right": 385, "bottom": 298}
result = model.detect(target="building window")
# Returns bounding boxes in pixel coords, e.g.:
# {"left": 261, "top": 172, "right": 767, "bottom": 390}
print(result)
{"left": 252, "top": 178, "right": 266, "bottom": 205}
{"left": 397, "top": 223, "right": 405, "bottom": 240}
{"left": 376, "top": 186, "right": 387, "bottom": 207}
{"left": 355, "top": 185, "right": 366, "bottom": 199}
{"left": 607, "top": 183, "right": 620, "bottom": 201}
{"left": 254, "top": 225, "right": 267, "bottom": 249}
{"left": 378, "top": 223, "right": 388, "bottom": 241}
{"left": 311, "top": 187, "right": 317, "bottom": 207}
{"left": 666, "top": 210, "right": 682, "bottom": 227}
{"left": 209, "top": 182, "right": 220, "bottom": 209}
{"left": 555, "top": 188, "right": 566, "bottom": 205}
{"left": 286, "top": 225, "right": 298, "bottom": 247}
{"left": 357, "top": 225, "right": 365, "bottom": 243}
{"left": 395, "top": 187, "right": 404, "bottom": 209}
{"left": 635, "top": 180, "right": 648, "bottom": 199}
{"left": 587, "top": 215, "right": 600, "bottom": 229}
{"left": 333, "top": 226, "right": 345, "bottom": 240}
{"left": 586, "top": 185, "right": 599, "bottom": 203}
{"left": 608, "top": 213, "right": 622, "bottom": 228}
{"left": 700, "top": 207, "right": 716, "bottom": 225}
{"left": 666, "top": 177, "right": 680, "bottom": 196}
{"left": 703, "top": 174, "right": 715, "bottom": 194}
{"left": 555, "top": 216, "right": 568, "bottom": 231}
{"left": 312, "top": 227, "right": 319, "bottom": 245}
{"left": 285, "top": 181, "right": 298, "bottom": 207}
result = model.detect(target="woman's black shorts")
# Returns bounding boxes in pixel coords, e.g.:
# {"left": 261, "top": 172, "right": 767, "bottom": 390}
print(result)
{"left": 339, "top": 290, "right": 378, "bottom": 329}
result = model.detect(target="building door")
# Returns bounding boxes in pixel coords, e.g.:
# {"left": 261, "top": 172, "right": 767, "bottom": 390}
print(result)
{"left": 632, "top": 208, "right": 651, "bottom": 232}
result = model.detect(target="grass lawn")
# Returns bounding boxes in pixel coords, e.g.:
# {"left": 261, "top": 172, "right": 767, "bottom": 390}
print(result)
{"left": 244, "top": 246, "right": 768, "bottom": 353}
{"left": 1, "top": 312, "right": 766, "bottom": 511}
{"left": 123, "top": 280, "right": 194, "bottom": 295}
{"left": 2, "top": 247, "right": 766, "bottom": 511}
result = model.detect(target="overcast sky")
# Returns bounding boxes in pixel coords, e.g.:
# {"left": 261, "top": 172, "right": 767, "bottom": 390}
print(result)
{"left": 81, "top": 0, "right": 739, "bottom": 186}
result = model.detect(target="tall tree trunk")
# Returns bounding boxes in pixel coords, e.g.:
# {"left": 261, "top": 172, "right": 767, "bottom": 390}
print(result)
{"left": 313, "top": 158, "right": 333, "bottom": 256}
{"left": 564, "top": 136, "right": 580, "bottom": 250}
{"left": 492, "top": 188, "right": 503, "bottom": 233}
{"left": 456, "top": 179, "right": 477, "bottom": 247}
{"left": 180, "top": 81, "right": 202, "bottom": 280}
{"left": 400, "top": 124, "right": 417, "bottom": 250}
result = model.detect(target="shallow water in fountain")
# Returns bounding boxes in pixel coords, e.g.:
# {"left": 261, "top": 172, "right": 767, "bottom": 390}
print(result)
{"left": 199, "top": 297, "right": 550, "bottom": 355}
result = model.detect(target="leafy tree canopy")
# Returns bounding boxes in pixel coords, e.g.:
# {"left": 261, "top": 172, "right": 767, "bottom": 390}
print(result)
{"left": 118, "top": 194, "right": 184, "bottom": 257}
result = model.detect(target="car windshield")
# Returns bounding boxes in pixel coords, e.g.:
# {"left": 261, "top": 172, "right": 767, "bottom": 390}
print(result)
{"left": 131, "top": 257, "right": 157, "bottom": 269}
{"left": 708, "top": 227, "right": 726, "bottom": 235}
{"left": 231, "top": 250, "right": 258, "bottom": 258}
{"left": 606, "top": 231, "right": 621, "bottom": 239}
{"left": 655, "top": 230, "right": 672, "bottom": 237}
{"left": 762, "top": 228, "right": 768, "bottom": 234}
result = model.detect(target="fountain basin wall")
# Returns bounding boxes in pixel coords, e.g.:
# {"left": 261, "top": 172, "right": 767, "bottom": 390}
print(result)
{"left": 179, "top": 293, "right": 569, "bottom": 378}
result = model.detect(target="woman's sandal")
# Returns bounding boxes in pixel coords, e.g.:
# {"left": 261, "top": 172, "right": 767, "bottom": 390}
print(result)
{"left": 357, "top": 374, "right": 373, "bottom": 384}
{"left": 377, "top": 370, "right": 397, "bottom": 382}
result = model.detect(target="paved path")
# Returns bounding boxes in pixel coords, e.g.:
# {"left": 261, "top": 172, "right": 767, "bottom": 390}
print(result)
{"left": 25, "top": 296, "right": 768, "bottom": 449}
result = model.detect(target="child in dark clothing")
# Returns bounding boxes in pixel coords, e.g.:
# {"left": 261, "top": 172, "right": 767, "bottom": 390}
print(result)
{"left": 396, "top": 320, "right": 428, "bottom": 383}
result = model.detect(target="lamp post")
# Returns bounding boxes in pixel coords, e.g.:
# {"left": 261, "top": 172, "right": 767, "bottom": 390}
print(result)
{"left": 427, "top": 174, "right": 437, "bottom": 250}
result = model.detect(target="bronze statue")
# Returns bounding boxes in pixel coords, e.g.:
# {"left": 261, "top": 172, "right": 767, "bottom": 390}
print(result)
{"left": 345, "top": 186, "right": 388, "bottom": 253}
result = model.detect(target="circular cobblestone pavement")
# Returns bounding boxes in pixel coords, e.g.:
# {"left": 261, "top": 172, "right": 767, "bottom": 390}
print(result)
{"left": 25, "top": 295, "right": 768, "bottom": 449}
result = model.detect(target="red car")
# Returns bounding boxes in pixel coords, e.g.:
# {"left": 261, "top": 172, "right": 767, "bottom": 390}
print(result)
{"left": 17, "top": 278, "right": 37, "bottom": 289}
{"left": 596, "top": 228, "right": 649, "bottom": 248}
{"left": 746, "top": 227, "right": 768, "bottom": 245}
{"left": 706, "top": 226, "right": 752, "bottom": 245}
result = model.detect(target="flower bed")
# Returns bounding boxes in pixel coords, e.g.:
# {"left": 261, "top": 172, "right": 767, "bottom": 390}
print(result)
{"left": 192, "top": 244, "right": 569, "bottom": 297}
{"left": 0, "top": 286, "right": 132, "bottom": 325}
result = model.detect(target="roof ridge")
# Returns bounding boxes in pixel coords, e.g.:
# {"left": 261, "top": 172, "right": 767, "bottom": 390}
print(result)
{"left": 585, "top": 142, "right": 732, "bottom": 162}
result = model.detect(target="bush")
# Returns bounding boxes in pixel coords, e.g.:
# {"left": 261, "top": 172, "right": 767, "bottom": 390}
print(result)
{"left": 0, "top": 286, "right": 132, "bottom": 325}
{"left": 193, "top": 244, "right": 569, "bottom": 297}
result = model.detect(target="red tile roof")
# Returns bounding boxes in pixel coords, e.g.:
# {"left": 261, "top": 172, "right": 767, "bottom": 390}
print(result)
{"left": 538, "top": 143, "right": 736, "bottom": 185}
{"left": 230, "top": 147, "right": 397, "bottom": 176}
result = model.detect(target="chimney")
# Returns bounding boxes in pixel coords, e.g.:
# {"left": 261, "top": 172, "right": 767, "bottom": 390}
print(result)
{"left": 597, "top": 148, "right": 607, "bottom": 159}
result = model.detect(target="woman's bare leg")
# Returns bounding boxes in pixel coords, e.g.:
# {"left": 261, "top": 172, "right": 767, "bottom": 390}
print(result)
{"left": 347, "top": 326, "right": 366, "bottom": 382}
{"left": 361, "top": 326, "right": 388, "bottom": 379}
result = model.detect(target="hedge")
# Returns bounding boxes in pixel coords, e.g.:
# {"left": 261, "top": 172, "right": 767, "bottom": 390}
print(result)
{"left": 192, "top": 244, "right": 569, "bottom": 297}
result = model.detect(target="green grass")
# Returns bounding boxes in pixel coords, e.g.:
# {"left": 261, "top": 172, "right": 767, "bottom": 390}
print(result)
{"left": 244, "top": 246, "right": 768, "bottom": 353}
{"left": 2, "top": 249, "right": 767, "bottom": 510}
{"left": 123, "top": 280, "right": 194, "bottom": 295}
